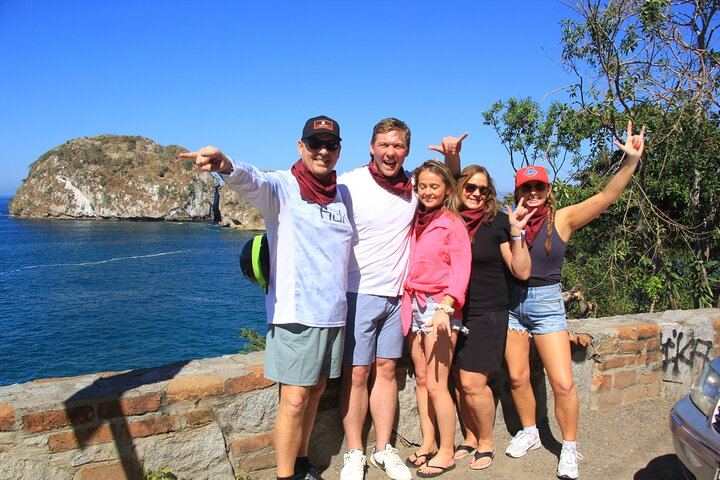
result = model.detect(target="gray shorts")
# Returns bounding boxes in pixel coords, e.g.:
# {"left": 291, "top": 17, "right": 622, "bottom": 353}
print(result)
{"left": 343, "top": 292, "right": 404, "bottom": 365}
{"left": 264, "top": 323, "right": 344, "bottom": 386}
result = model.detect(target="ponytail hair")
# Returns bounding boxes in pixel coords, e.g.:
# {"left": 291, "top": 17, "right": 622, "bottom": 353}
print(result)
{"left": 544, "top": 190, "right": 557, "bottom": 255}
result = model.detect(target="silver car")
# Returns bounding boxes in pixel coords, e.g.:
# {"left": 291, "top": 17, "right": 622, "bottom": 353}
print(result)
{"left": 670, "top": 356, "right": 720, "bottom": 479}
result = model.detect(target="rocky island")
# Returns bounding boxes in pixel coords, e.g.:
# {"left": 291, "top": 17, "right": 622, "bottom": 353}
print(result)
{"left": 9, "top": 135, "right": 265, "bottom": 229}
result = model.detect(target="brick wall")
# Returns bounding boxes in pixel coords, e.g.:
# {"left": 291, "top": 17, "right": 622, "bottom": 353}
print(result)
{"left": 0, "top": 308, "right": 718, "bottom": 479}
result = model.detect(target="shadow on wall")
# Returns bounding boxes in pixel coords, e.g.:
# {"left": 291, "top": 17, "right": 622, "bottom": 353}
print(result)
{"left": 63, "top": 361, "right": 190, "bottom": 478}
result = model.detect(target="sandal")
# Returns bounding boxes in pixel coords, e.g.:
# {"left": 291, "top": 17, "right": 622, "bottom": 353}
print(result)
{"left": 453, "top": 444, "right": 476, "bottom": 460}
{"left": 469, "top": 450, "right": 495, "bottom": 471}
{"left": 406, "top": 451, "right": 436, "bottom": 468}
{"left": 417, "top": 462, "right": 456, "bottom": 478}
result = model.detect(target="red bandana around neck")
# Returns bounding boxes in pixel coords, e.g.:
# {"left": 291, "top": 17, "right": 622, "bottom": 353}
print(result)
{"left": 524, "top": 203, "right": 548, "bottom": 245}
{"left": 460, "top": 207, "right": 486, "bottom": 238}
{"left": 290, "top": 159, "right": 337, "bottom": 205}
{"left": 367, "top": 160, "right": 413, "bottom": 199}
{"left": 413, "top": 206, "right": 444, "bottom": 238}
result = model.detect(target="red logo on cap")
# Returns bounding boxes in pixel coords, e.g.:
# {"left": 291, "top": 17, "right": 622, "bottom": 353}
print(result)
{"left": 314, "top": 120, "right": 334, "bottom": 131}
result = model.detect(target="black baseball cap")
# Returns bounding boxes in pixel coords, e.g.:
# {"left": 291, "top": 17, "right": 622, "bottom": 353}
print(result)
{"left": 302, "top": 115, "right": 341, "bottom": 141}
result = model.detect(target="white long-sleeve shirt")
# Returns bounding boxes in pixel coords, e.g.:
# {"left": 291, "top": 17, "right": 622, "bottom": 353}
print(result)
{"left": 223, "top": 161, "right": 353, "bottom": 327}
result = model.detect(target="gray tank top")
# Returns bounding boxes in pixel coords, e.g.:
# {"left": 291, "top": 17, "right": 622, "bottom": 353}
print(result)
{"left": 515, "top": 219, "right": 567, "bottom": 287}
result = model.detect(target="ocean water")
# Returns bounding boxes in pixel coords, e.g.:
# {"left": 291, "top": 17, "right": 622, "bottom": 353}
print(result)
{"left": 0, "top": 196, "right": 267, "bottom": 386}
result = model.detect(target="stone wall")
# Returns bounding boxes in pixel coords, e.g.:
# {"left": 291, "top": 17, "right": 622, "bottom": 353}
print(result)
{"left": 0, "top": 308, "right": 718, "bottom": 480}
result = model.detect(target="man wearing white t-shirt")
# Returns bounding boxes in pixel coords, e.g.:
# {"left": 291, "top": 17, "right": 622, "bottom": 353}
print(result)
{"left": 337, "top": 118, "right": 463, "bottom": 480}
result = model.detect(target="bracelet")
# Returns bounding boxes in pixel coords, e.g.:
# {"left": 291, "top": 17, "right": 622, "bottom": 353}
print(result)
{"left": 511, "top": 230, "right": 526, "bottom": 241}
{"left": 434, "top": 303, "right": 455, "bottom": 315}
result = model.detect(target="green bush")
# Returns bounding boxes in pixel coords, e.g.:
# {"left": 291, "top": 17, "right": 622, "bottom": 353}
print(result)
{"left": 144, "top": 467, "right": 177, "bottom": 480}
{"left": 239, "top": 328, "right": 265, "bottom": 352}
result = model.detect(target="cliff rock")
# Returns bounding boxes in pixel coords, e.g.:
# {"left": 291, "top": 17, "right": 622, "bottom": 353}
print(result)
{"left": 9, "top": 135, "right": 218, "bottom": 220}
{"left": 217, "top": 185, "right": 265, "bottom": 230}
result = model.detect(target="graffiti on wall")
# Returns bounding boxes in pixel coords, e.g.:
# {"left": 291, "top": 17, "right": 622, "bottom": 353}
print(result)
{"left": 661, "top": 328, "right": 713, "bottom": 376}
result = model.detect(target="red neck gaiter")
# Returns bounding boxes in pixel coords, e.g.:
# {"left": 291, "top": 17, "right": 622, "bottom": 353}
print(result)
{"left": 460, "top": 207, "right": 486, "bottom": 238}
{"left": 414, "top": 206, "right": 444, "bottom": 238}
{"left": 290, "top": 159, "right": 337, "bottom": 205}
{"left": 525, "top": 203, "right": 548, "bottom": 245}
{"left": 367, "top": 160, "right": 413, "bottom": 199}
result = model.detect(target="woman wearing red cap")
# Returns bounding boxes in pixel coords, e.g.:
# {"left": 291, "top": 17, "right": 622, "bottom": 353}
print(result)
{"left": 503, "top": 121, "right": 645, "bottom": 480}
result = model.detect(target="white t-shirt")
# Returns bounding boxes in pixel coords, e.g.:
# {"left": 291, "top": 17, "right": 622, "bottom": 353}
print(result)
{"left": 338, "top": 166, "right": 418, "bottom": 297}
{"left": 223, "top": 161, "right": 353, "bottom": 327}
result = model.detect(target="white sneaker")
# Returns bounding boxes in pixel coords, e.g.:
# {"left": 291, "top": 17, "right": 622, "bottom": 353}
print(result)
{"left": 369, "top": 444, "right": 412, "bottom": 480}
{"left": 340, "top": 450, "right": 366, "bottom": 480}
{"left": 505, "top": 430, "right": 542, "bottom": 458}
{"left": 557, "top": 446, "right": 583, "bottom": 479}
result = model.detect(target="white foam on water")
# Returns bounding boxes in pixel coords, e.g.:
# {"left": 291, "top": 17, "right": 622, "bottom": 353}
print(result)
{"left": 0, "top": 250, "right": 189, "bottom": 276}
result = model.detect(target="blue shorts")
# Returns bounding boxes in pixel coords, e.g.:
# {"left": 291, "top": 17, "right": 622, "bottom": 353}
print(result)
{"left": 508, "top": 283, "right": 567, "bottom": 335}
{"left": 410, "top": 294, "right": 462, "bottom": 335}
{"left": 343, "top": 292, "right": 405, "bottom": 365}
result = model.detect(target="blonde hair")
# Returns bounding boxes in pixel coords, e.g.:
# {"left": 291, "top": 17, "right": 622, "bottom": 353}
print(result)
{"left": 455, "top": 164, "right": 501, "bottom": 224}
{"left": 413, "top": 160, "right": 461, "bottom": 215}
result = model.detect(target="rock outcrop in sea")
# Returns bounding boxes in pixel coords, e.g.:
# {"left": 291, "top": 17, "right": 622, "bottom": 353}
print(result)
{"left": 10, "top": 135, "right": 220, "bottom": 221}
{"left": 217, "top": 185, "right": 265, "bottom": 230}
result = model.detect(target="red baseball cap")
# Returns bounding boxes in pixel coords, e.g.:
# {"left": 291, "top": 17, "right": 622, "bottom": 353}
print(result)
{"left": 515, "top": 165, "right": 550, "bottom": 188}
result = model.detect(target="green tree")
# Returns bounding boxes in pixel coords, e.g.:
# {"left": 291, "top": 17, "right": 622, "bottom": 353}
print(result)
{"left": 483, "top": 0, "right": 720, "bottom": 313}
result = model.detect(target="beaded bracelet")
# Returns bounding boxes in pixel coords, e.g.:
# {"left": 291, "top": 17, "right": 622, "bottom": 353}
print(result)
{"left": 434, "top": 303, "right": 455, "bottom": 315}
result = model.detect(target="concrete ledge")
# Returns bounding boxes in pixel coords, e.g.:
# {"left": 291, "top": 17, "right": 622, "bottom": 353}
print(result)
{"left": 0, "top": 308, "right": 717, "bottom": 479}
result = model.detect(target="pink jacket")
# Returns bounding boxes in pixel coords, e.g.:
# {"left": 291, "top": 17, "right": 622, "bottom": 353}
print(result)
{"left": 401, "top": 211, "right": 472, "bottom": 335}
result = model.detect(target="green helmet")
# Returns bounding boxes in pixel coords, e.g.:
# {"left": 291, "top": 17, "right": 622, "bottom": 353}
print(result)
{"left": 240, "top": 234, "right": 269, "bottom": 291}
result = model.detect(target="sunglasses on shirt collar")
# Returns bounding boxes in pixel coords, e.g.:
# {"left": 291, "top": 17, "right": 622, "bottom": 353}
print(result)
{"left": 463, "top": 183, "right": 491, "bottom": 195}
{"left": 304, "top": 137, "right": 340, "bottom": 152}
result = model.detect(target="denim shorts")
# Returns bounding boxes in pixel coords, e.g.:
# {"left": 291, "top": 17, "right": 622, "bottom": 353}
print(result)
{"left": 508, "top": 283, "right": 567, "bottom": 335}
{"left": 410, "top": 294, "right": 462, "bottom": 335}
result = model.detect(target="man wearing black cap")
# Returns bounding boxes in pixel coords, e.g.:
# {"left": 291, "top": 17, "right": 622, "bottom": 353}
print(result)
{"left": 180, "top": 115, "right": 352, "bottom": 480}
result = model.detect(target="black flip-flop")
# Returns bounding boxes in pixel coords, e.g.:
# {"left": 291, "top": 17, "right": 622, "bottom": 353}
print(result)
{"left": 405, "top": 451, "right": 436, "bottom": 468}
{"left": 453, "top": 444, "right": 476, "bottom": 459}
{"left": 469, "top": 450, "right": 495, "bottom": 471}
{"left": 416, "top": 463, "right": 456, "bottom": 478}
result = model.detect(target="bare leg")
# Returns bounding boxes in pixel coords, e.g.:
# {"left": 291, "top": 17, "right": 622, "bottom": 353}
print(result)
{"left": 298, "top": 378, "right": 327, "bottom": 457}
{"left": 369, "top": 357, "right": 398, "bottom": 450}
{"left": 458, "top": 369, "right": 496, "bottom": 467}
{"left": 275, "top": 383, "right": 311, "bottom": 477}
{"left": 407, "top": 332, "right": 437, "bottom": 463}
{"left": 504, "top": 329, "right": 536, "bottom": 428}
{"left": 534, "top": 331, "right": 579, "bottom": 441}
{"left": 340, "top": 363, "right": 371, "bottom": 451}
{"left": 418, "top": 329, "right": 458, "bottom": 476}
{"left": 453, "top": 367, "right": 478, "bottom": 457}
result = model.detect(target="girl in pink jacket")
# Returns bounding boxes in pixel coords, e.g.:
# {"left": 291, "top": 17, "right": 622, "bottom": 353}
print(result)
{"left": 402, "top": 160, "right": 471, "bottom": 478}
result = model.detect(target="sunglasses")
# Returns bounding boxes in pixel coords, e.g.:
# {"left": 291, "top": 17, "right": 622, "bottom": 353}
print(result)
{"left": 304, "top": 138, "right": 340, "bottom": 152}
{"left": 464, "top": 183, "right": 490, "bottom": 195}
{"left": 519, "top": 181, "right": 548, "bottom": 193}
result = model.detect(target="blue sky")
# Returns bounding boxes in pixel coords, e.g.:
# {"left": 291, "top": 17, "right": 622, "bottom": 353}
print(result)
{"left": 0, "top": 0, "right": 577, "bottom": 196}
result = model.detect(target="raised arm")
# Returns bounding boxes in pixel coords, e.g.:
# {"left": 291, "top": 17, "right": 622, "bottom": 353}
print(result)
{"left": 428, "top": 132, "right": 468, "bottom": 176}
{"left": 500, "top": 197, "right": 534, "bottom": 280}
{"left": 556, "top": 120, "right": 646, "bottom": 237}
{"left": 179, "top": 146, "right": 233, "bottom": 174}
